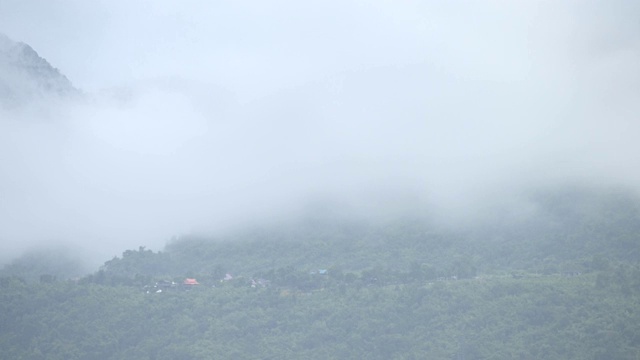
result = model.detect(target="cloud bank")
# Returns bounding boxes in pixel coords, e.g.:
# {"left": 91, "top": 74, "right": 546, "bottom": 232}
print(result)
{"left": 0, "top": 1, "right": 639, "bottom": 265}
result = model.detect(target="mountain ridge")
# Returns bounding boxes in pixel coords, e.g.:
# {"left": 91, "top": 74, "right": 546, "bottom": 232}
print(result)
{"left": 0, "top": 33, "right": 79, "bottom": 108}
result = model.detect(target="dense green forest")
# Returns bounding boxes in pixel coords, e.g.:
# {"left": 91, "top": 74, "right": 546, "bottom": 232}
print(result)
{"left": 2, "top": 187, "right": 640, "bottom": 359}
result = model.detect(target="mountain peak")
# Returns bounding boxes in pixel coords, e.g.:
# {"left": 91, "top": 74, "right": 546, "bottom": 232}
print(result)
{"left": 0, "top": 33, "right": 79, "bottom": 108}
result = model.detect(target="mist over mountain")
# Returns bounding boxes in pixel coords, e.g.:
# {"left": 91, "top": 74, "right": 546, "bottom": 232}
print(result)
{"left": 0, "top": 33, "right": 78, "bottom": 108}
{"left": 0, "top": 1, "right": 639, "bottom": 270}
{"left": 1, "top": 3, "right": 640, "bottom": 358}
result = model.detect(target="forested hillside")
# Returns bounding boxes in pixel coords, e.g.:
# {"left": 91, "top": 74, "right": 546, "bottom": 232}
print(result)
{"left": 96, "top": 187, "right": 640, "bottom": 285}
{"left": 2, "top": 268, "right": 640, "bottom": 359}
{"left": 2, "top": 187, "right": 640, "bottom": 359}
{"left": 3, "top": 0, "right": 640, "bottom": 358}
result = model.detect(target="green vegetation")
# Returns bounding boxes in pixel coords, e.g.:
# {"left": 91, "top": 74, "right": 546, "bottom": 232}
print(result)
{"left": 1, "top": 187, "right": 640, "bottom": 359}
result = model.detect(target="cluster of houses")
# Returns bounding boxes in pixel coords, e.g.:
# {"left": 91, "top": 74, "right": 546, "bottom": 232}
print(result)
{"left": 142, "top": 269, "right": 333, "bottom": 294}
{"left": 143, "top": 280, "right": 182, "bottom": 293}
{"left": 143, "top": 274, "right": 271, "bottom": 294}
{"left": 141, "top": 267, "right": 586, "bottom": 294}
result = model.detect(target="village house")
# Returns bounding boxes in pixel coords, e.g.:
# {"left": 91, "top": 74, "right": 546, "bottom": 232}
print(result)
{"left": 183, "top": 278, "right": 199, "bottom": 285}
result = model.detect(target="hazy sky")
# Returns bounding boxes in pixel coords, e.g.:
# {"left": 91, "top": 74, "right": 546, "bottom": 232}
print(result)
{"left": 0, "top": 1, "right": 639, "bottom": 265}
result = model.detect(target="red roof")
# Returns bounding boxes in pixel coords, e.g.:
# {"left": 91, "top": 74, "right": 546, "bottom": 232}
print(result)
{"left": 183, "top": 278, "right": 199, "bottom": 285}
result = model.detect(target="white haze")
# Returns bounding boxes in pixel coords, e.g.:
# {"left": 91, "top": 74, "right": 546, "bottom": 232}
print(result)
{"left": 0, "top": 1, "right": 639, "bottom": 266}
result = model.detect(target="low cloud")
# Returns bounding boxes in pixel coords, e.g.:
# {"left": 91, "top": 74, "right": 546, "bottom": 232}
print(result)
{"left": 0, "top": 1, "right": 639, "bottom": 266}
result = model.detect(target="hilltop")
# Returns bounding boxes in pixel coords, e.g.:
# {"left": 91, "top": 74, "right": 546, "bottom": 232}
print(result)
{"left": 0, "top": 33, "right": 79, "bottom": 108}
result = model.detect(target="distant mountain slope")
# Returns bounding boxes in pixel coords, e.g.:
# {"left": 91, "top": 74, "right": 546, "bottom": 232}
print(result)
{"left": 4, "top": 186, "right": 637, "bottom": 284}
{"left": 95, "top": 186, "right": 640, "bottom": 284}
{"left": 0, "top": 33, "right": 79, "bottom": 108}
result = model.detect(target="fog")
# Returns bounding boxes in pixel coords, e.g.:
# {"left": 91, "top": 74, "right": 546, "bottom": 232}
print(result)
{"left": 1, "top": 1, "right": 639, "bottom": 266}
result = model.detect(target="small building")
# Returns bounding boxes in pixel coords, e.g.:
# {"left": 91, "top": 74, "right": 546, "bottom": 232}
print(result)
{"left": 183, "top": 278, "right": 199, "bottom": 285}
{"left": 250, "top": 278, "right": 270, "bottom": 288}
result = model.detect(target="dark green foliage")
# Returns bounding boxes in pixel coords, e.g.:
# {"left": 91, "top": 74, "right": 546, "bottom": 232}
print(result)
{"left": 1, "top": 273, "right": 640, "bottom": 359}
